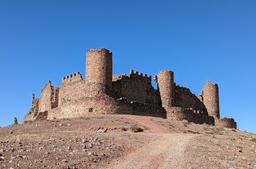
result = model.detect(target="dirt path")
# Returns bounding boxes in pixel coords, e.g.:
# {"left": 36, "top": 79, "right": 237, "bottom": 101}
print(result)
{"left": 120, "top": 115, "right": 170, "bottom": 133}
{"left": 101, "top": 115, "right": 194, "bottom": 169}
{"left": 105, "top": 133, "right": 193, "bottom": 169}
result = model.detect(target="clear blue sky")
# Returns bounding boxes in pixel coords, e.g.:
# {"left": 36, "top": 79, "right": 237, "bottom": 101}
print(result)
{"left": 0, "top": 1, "right": 255, "bottom": 133}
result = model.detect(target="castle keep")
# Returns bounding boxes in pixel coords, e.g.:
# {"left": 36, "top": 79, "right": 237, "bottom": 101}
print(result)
{"left": 23, "top": 48, "right": 236, "bottom": 128}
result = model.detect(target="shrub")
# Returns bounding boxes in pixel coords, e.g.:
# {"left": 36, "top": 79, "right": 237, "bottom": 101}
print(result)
{"left": 130, "top": 124, "right": 144, "bottom": 132}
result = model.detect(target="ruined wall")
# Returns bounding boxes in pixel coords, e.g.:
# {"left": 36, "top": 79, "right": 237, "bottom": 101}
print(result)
{"left": 58, "top": 72, "right": 86, "bottom": 106}
{"left": 39, "top": 81, "right": 51, "bottom": 112}
{"left": 156, "top": 70, "right": 174, "bottom": 107}
{"left": 52, "top": 87, "right": 59, "bottom": 109}
{"left": 48, "top": 94, "right": 166, "bottom": 120}
{"left": 86, "top": 48, "right": 112, "bottom": 96}
{"left": 201, "top": 80, "right": 220, "bottom": 118}
{"left": 23, "top": 97, "right": 39, "bottom": 122}
{"left": 112, "top": 70, "right": 160, "bottom": 105}
{"left": 215, "top": 117, "right": 237, "bottom": 129}
{"left": 165, "top": 107, "right": 214, "bottom": 125}
{"left": 38, "top": 81, "right": 59, "bottom": 112}
{"left": 174, "top": 85, "right": 207, "bottom": 113}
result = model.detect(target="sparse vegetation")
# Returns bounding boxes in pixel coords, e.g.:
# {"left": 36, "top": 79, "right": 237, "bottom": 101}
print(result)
{"left": 130, "top": 124, "right": 144, "bottom": 132}
{"left": 250, "top": 138, "right": 256, "bottom": 142}
{"left": 187, "top": 130, "right": 199, "bottom": 134}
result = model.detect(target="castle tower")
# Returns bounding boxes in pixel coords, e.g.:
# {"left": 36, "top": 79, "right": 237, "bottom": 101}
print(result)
{"left": 202, "top": 80, "right": 220, "bottom": 119}
{"left": 156, "top": 70, "right": 174, "bottom": 107}
{"left": 86, "top": 48, "right": 112, "bottom": 95}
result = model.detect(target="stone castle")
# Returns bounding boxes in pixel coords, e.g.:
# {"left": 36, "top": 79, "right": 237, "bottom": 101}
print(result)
{"left": 23, "top": 48, "right": 237, "bottom": 128}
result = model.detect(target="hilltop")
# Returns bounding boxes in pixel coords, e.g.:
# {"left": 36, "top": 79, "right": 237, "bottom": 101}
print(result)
{"left": 0, "top": 115, "right": 255, "bottom": 169}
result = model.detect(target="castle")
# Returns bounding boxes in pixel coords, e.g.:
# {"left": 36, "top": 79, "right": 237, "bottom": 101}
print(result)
{"left": 23, "top": 48, "right": 237, "bottom": 128}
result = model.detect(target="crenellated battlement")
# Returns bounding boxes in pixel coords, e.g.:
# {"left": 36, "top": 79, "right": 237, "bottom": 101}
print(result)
{"left": 87, "top": 48, "right": 112, "bottom": 55}
{"left": 62, "top": 72, "right": 83, "bottom": 85}
{"left": 129, "top": 69, "right": 152, "bottom": 79}
{"left": 112, "top": 70, "right": 152, "bottom": 83}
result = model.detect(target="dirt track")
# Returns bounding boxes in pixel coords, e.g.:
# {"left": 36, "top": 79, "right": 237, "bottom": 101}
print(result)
{"left": 108, "top": 133, "right": 193, "bottom": 169}
{"left": 104, "top": 115, "right": 194, "bottom": 169}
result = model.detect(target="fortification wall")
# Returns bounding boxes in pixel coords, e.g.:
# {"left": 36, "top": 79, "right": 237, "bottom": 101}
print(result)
{"left": 47, "top": 94, "right": 166, "bottom": 120}
{"left": 58, "top": 73, "right": 86, "bottom": 106}
{"left": 201, "top": 80, "right": 220, "bottom": 118}
{"left": 174, "top": 85, "right": 207, "bottom": 113}
{"left": 23, "top": 98, "right": 39, "bottom": 122}
{"left": 39, "top": 81, "right": 51, "bottom": 112}
{"left": 112, "top": 70, "right": 160, "bottom": 105}
{"left": 165, "top": 107, "right": 214, "bottom": 125}
{"left": 52, "top": 87, "right": 59, "bottom": 109}
{"left": 86, "top": 48, "right": 112, "bottom": 96}
{"left": 38, "top": 81, "right": 59, "bottom": 112}
{"left": 215, "top": 117, "right": 237, "bottom": 129}
{"left": 62, "top": 72, "right": 83, "bottom": 85}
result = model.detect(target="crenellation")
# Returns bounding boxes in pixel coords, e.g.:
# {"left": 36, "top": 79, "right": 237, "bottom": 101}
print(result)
{"left": 62, "top": 72, "right": 83, "bottom": 85}
{"left": 23, "top": 48, "right": 236, "bottom": 129}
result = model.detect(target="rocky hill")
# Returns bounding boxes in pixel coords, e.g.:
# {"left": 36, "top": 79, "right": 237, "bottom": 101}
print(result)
{"left": 0, "top": 115, "right": 255, "bottom": 169}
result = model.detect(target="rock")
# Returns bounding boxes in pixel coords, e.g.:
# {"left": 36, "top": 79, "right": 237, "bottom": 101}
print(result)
{"left": 97, "top": 128, "right": 108, "bottom": 133}
{"left": 62, "top": 159, "right": 68, "bottom": 163}
{"left": 68, "top": 146, "right": 72, "bottom": 150}
{"left": 238, "top": 149, "right": 242, "bottom": 153}
{"left": 14, "top": 117, "right": 18, "bottom": 125}
{"left": 59, "top": 124, "right": 63, "bottom": 127}
{"left": 9, "top": 130, "right": 13, "bottom": 134}
{"left": 88, "top": 143, "right": 93, "bottom": 148}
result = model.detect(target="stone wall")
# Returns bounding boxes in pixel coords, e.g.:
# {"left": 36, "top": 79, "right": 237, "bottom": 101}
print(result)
{"left": 38, "top": 81, "right": 52, "bottom": 112}
{"left": 215, "top": 117, "right": 237, "bottom": 128}
{"left": 47, "top": 94, "right": 166, "bottom": 120}
{"left": 23, "top": 98, "right": 39, "bottom": 122}
{"left": 58, "top": 73, "right": 86, "bottom": 106}
{"left": 112, "top": 70, "right": 160, "bottom": 105}
{"left": 165, "top": 107, "right": 214, "bottom": 125}
{"left": 174, "top": 85, "right": 207, "bottom": 114}
{"left": 38, "top": 81, "right": 59, "bottom": 112}
{"left": 62, "top": 72, "right": 83, "bottom": 85}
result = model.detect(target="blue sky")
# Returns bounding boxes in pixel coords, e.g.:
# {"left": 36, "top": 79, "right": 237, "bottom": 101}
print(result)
{"left": 0, "top": 1, "right": 255, "bottom": 133}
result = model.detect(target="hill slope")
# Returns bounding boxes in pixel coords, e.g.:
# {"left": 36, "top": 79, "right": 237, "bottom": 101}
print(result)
{"left": 0, "top": 115, "right": 255, "bottom": 168}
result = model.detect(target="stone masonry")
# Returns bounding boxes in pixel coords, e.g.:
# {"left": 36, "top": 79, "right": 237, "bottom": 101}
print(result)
{"left": 23, "top": 48, "right": 236, "bottom": 128}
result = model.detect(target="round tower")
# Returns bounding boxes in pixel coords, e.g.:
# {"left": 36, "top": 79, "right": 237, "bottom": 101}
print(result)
{"left": 157, "top": 70, "right": 174, "bottom": 107}
{"left": 202, "top": 80, "right": 220, "bottom": 119}
{"left": 86, "top": 48, "right": 112, "bottom": 95}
